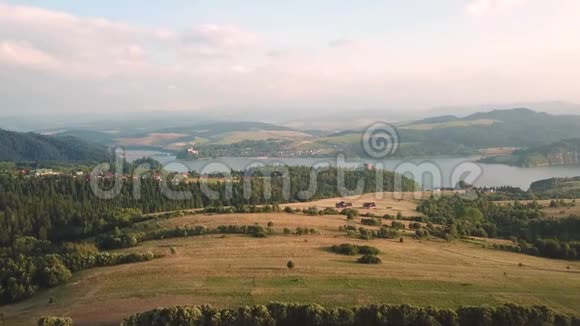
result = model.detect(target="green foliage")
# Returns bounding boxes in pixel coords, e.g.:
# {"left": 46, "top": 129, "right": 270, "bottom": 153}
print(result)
{"left": 360, "top": 218, "right": 382, "bottom": 226}
{"left": 330, "top": 244, "right": 381, "bottom": 256}
{"left": 415, "top": 228, "right": 430, "bottom": 239}
{"left": 417, "top": 195, "right": 580, "bottom": 260}
{"left": 37, "top": 316, "right": 73, "bottom": 326}
{"left": 356, "top": 227, "right": 399, "bottom": 240}
{"left": 0, "top": 167, "right": 416, "bottom": 246}
{"left": 302, "top": 207, "right": 319, "bottom": 216}
{"left": 341, "top": 208, "right": 360, "bottom": 217}
{"left": 391, "top": 221, "right": 405, "bottom": 229}
{"left": 0, "top": 128, "right": 111, "bottom": 163}
{"left": 122, "top": 302, "right": 578, "bottom": 326}
{"left": 357, "top": 254, "right": 382, "bottom": 264}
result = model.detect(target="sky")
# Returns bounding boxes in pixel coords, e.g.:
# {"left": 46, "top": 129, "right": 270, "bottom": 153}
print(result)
{"left": 0, "top": 0, "right": 579, "bottom": 117}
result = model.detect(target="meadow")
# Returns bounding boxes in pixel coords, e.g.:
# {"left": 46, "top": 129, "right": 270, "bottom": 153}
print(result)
{"left": 2, "top": 204, "right": 579, "bottom": 325}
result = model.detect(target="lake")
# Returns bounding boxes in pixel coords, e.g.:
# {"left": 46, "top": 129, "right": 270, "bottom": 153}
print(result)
{"left": 125, "top": 150, "right": 580, "bottom": 190}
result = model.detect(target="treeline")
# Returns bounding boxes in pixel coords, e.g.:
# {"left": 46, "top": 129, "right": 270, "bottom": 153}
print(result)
{"left": 122, "top": 302, "right": 578, "bottom": 326}
{"left": 0, "top": 166, "right": 416, "bottom": 246}
{"left": 97, "top": 224, "right": 278, "bottom": 250}
{"left": 0, "top": 237, "right": 157, "bottom": 304}
{"left": 417, "top": 195, "right": 580, "bottom": 260}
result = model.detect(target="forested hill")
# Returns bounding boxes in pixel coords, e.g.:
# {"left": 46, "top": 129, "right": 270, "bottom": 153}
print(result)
{"left": 480, "top": 138, "right": 580, "bottom": 167}
{"left": 0, "top": 128, "right": 111, "bottom": 163}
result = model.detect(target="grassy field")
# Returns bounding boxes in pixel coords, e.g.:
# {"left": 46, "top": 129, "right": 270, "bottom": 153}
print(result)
{"left": 2, "top": 209, "right": 580, "bottom": 326}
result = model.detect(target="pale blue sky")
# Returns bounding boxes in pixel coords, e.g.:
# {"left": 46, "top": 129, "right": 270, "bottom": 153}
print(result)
{"left": 0, "top": 0, "right": 579, "bottom": 115}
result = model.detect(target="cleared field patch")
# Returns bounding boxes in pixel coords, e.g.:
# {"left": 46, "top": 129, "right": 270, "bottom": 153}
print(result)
{"left": 2, "top": 212, "right": 580, "bottom": 326}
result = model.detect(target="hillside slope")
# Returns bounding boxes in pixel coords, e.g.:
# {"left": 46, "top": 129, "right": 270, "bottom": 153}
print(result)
{"left": 480, "top": 139, "right": 580, "bottom": 167}
{"left": 0, "top": 128, "right": 111, "bottom": 162}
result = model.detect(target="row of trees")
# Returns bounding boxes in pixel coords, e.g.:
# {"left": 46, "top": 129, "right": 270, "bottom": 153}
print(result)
{"left": 122, "top": 302, "right": 578, "bottom": 326}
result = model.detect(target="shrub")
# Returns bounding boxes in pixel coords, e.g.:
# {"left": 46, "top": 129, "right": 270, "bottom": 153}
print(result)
{"left": 267, "top": 221, "right": 274, "bottom": 227}
{"left": 361, "top": 218, "right": 382, "bottom": 226}
{"left": 391, "top": 221, "right": 405, "bottom": 230}
{"left": 341, "top": 208, "right": 360, "bottom": 217}
{"left": 283, "top": 228, "right": 291, "bottom": 235}
{"left": 331, "top": 244, "right": 359, "bottom": 255}
{"left": 284, "top": 206, "right": 294, "bottom": 214}
{"left": 357, "top": 255, "right": 382, "bottom": 264}
{"left": 37, "top": 317, "right": 73, "bottom": 326}
{"left": 303, "top": 207, "right": 319, "bottom": 216}
{"left": 409, "top": 222, "right": 422, "bottom": 230}
{"left": 323, "top": 208, "right": 339, "bottom": 215}
{"left": 415, "top": 228, "right": 430, "bottom": 239}
{"left": 359, "top": 245, "right": 381, "bottom": 255}
{"left": 287, "top": 260, "right": 295, "bottom": 269}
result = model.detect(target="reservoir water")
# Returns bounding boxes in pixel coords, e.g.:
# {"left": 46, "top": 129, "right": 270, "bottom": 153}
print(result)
{"left": 125, "top": 150, "right": 580, "bottom": 190}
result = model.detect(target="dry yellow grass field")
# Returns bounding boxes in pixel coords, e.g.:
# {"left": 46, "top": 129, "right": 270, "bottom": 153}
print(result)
{"left": 2, "top": 211, "right": 580, "bottom": 326}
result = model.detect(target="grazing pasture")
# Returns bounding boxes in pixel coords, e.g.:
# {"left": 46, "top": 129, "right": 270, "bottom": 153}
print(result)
{"left": 2, "top": 210, "right": 579, "bottom": 326}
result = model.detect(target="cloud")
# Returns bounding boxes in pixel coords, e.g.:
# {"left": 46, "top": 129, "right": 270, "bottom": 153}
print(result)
{"left": 182, "top": 24, "right": 258, "bottom": 49}
{"left": 0, "top": 41, "right": 61, "bottom": 71}
{"left": 0, "top": 3, "right": 258, "bottom": 77}
{"left": 466, "top": 0, "right": 526, "bottom": 16}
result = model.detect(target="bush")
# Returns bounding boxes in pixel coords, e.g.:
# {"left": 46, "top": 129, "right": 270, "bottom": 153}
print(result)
{"left": 359, "top": 245, "right": 381, "bottom": 255}
{"left": 361, "top": 218, "right": 382, "bottom": 226}
{"left": 323, "top": 208, "right": 339, "bottom": 215}
{"left": 287, "top": 260, "right": 295, "bottom": 269}
{"left": 391, "top": 221, "right": 405, "bottom": 230}
{"left": 267, "top": 221, "right": 274, "bottom": 227}
{"left": 331, "top": 244, "right": 359, "bottom": 255}
{"left": 415, "top": 228, "right": 430, "bottom": 239}
{"left": 341, "top": 208, "right": 360, "bottom": 217}
{"left": 303, "top": 207, "right": 319, "bottom": 216}
{"left": 409, "top": 222, "right": 422, "bottom": 230}
{"left": 284, "top": 206, "right": 294, "bottom": 214}
{"left": 37, "top": 317, "right": 73, "bottom": 326}
{"left": 357, "top": 254, "right": 382, "bottom": 264}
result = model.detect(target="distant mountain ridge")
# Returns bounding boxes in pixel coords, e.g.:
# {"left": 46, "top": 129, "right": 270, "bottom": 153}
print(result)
{"left": 0, "top": 128, "right": 111, "bottom": 163}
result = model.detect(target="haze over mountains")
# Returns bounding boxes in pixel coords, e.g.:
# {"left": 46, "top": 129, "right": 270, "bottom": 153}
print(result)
{"left": 3, "top": 107, "right": 580, "bottom": 163}
{"left": 1, "top": 101, "right": 580, "bottom": 132}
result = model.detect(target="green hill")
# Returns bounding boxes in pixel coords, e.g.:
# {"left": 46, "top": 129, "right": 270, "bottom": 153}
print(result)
{"left": 481, "top": 138, "right": 580, "bottom": 167}
{"left": 0, "top": 128, "right": 111, "bottom": 163}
